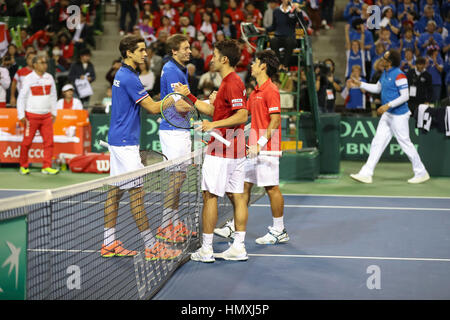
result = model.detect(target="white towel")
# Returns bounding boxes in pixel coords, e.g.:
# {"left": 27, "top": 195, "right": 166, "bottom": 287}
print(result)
{"left": 417, "top": 104, "right": 432, "bottom": 131}
{"left": 445, "top": 106, "right": 450, "bottom": 136}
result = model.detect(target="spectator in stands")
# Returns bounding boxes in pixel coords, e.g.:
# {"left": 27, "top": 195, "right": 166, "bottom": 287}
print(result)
{"left": 244, "top": 1, "right": 263, "bottom": 27}
{"left": 343, "top": 0, "right": 363, "bottom": 24}
{"left": 9, "top": 51, "right": 36, "bottom": 107}
{"left": 215, "top": 30, "right": 226, "bottom": 43}
{"left": 30, "top": 0, "right": 51, "bottom": 34}
{"left": 156, "top": 15, "right": 177, "bottom": 38}
{"left": 159, "top": 0, "right": 180, "bottom": 27}
{"left": 226, "top": 0, "right": 245, "bottom": 25}
{"left": 119, "top": 0, "right": 138, "bottom": 36}
{"left": 406, "top": 56, "right": 433, "bottom": 112}
{"left": 369, "top": 58, "right": 384, "bottom": 110}
{"left": 153, "top": 30, "right": 169, "bottom": 57}
{"left": 380, "top": 7, "right": 400, "bottom": 43}
{"left": 416, "top": 5, "right": 443, "bottom": 33}
{"left": 418, "top": 21, "right": 444, "bottom": 56}
{"left": 236, "top": 39, "right": 252, "bottom": 83}
{"left": 179, "top": 16, "right": 196, "bottom": 42}
{"left": 400, "top": 47, "right": 416, "bottom": 73}
{"left": 147, "top": 42, "right": 163, "bottom": 79}
{"left": 373, "top": 27, "right": 397, "bottom": 55}
{"left": 219, "top": 14, "right": 237, "bottom": 39}
{"left": 56, "top": 83, "right": 83, "bottom": 110}
{"left": 138, "top": 60, "right": 155, "bottom": 92}
{"left": 342, "top": 64, "right": 366, "bottom": 112}
{"left": 3, "top": 45, "right": 18, "bottom": 85}
{"left": 49, "top": 46, "right": 70, "bottom": 85}
{"left": 183, "top": 3, "right": 202, "bottom": 28}
{"left": 186, "top": 63, "right": 199, "bottom": 96}
{"left": 106, "top": 59, "right": 122, "bottom": 86}
{"left": 316, "top": 58, "right": 342, "bottom": 113}
{"left": 350, "top": 18, "right": 374, "bottom": 81}
{"left": 0, "top": 56, "right": 11, "bottom": 108}
{"left": 138, "top": 15, "right": 156, "bottom": 46}
{"left": 198, "top": 60, "right": 222, "bottom": 92}
{"left": 102, "top": 87, "right": 112, "bottom": 113}
{"left": 425, "top": 44, "right": 444, "bottom": 102}
{"left": 264, "top": 0, "right": 279, "bottom": 29}
{"left": 420, "top": 0, "right": 440, "bottom": 15}
{"left": 71, "top": 12, "right": 96, "bottom": 52}
{"left": 400, "top": 27, "right": 419, "bottom": 58}
{"left": 262, "top": 0, "right": 300, "bottom": 72}
{"left": 204, "top": 1, "right": 222, "bottom": 25}
{"left": 198, "top": 12, "right": 218, "bottom": 44}
{"left": 192, "top": 31, "right": 213, "bottom": 60}
{"left": 397, "top": 0, "right": 419, "bottom": 23}
{"left": 345, "top": 23, "right": 366, "bottom": 79}
{"left": 306, "top": 0, "right": 322, "bottom": 35}
{"left": 189, "top": 45, "right": 205, "bottom": 76}
{"left": 57, "top": 32, "right": 74, "bottom": 62}
{"left": 68, "top": 48, "right": 96, "bottom": 105}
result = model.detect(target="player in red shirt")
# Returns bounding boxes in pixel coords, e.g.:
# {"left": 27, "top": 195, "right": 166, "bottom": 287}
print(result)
{"left": 215, "top": 49, "right": 288, "bottom": 245}
{"left": 184, "top": 39, "right": 250, "bottom": 262}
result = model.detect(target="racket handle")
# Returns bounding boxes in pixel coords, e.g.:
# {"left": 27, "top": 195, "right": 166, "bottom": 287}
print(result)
{"left": 99, "top": 140, "right": 109, "bottom": 148}
{"left": 259, "top": 150, "right": 282, "bottom": 156}
{"left": 209, "top": 131, "right": 231, "bottom": 147}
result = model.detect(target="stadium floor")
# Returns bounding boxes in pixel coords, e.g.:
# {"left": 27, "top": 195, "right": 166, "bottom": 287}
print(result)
{"left": 1, "top": 160, "right": 449, "bottom": 300}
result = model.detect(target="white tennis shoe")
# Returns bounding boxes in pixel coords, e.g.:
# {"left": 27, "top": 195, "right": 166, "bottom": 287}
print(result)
{"left": 255, "top": 226, "right": 290, "bottom": 245}
{"left": 190, "top": 246, "right": 215, "bottom": 263}
{"left": 213, "top": 220, "right": 235, "bottom": 240}
{"left": 214, "top": 245, "right": 248, "bottom": 261}
{"left": 408, "top": 172, "right": 430, "bottom": 184}
{"left": 350, "top": 173, "right": 373, "bottom": 184}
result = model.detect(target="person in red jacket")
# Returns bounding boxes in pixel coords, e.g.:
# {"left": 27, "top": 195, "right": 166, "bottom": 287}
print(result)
{"left": 225, "top": 0, "right": 245, "bottom": 25}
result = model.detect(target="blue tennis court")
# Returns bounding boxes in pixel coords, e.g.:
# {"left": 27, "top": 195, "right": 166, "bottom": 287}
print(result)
{"left": 154, "top": 194, "right": 450, "bottom": 300}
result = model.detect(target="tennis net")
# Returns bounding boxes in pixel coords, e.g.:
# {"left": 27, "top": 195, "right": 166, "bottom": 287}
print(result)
{"left": 0, "top": 136, "right": 265, "bottom": 300}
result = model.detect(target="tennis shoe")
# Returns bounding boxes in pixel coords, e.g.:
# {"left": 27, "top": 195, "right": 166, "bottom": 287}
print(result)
{"left": 41, "top": 167, "right": 60, "bottom": 175}
{"left": 213, "top": 220, "right": 235, "bottom": 240}
{"left": 101, "top": 240, "right": 137, "bottom": 258}
{"left": 19, "top": 167, "right": 30, "bottom": 175}
{"left": 255, "top": 226, "right": 290, "bottom": 245}
{"left": 174, "top": 221, "right": 197, "bottom": 237}
{"left": 156, "top": 223, "right": 187, "bottom": 243}
{"left": 190, "top": 246, "right": 215, "bottom": 263}
{"left": 408, "top": 173, "right": 430, "bottom": 184}
{"left": 214, "top": 244, "right": 248, "bottom": 261}
{"left": 350, "top": 173, "right": 372, "bottom": 184}
{"left": 145, "top": 242, "right": 182, "bottom": 261}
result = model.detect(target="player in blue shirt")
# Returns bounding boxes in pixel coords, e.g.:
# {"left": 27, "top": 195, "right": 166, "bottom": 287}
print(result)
{"left": 157, "top": 34, "right": 197, "bottom": 244}
{"left": 101, "top": 35, "right": 190, "bottom": 261}
{"left": 348, "top": 49, "right": 430, "bottom": 184}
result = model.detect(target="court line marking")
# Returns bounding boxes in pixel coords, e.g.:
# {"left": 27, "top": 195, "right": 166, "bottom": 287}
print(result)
{"left": 252, "top": 204, "right": 450, "bottom": 211}
{"left": 27, "top": 248, "right": 450, "bottom": 263}
{"left": 281, "top": 193, "right": 450, "bottom": 200}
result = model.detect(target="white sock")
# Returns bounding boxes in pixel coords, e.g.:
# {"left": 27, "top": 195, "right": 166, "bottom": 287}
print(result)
{"left": 104, "top": 228, "right": 115, "bottom": 246}
{"left": 272, "top": 217, "right": 284, "bottom": 232}
{"left": 141, "top": 229, "right": 154, "bottom": 249}
{"left": 202, "top": 233, "right": 214, "bottom": 250}
{"left": 162, "top": 208, "right": 173, "bottom": 228}
{"left": 233, "top": 231, "right": 246, "bottom": 249}
{"left": 171, "top": 208, "right": 180, "bottom": 225}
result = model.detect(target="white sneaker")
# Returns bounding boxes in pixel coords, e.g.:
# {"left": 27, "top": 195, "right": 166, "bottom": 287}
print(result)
{"left": 255, "top": 226, "right": 290, "bottom": 245}
{"left": 214, "top": 245, "right": 248, "bottom": 261}
{"left": 213, "top": 220, "right": 235, "bottom": 240}
{"left": 350, "top": 173, "right": 373, "bottom": 184}
{"left": 190, "top": 246, "right": 215, "bottom": 263}
{"left": 408, "top": 172, "right": 430, "bottom": 184}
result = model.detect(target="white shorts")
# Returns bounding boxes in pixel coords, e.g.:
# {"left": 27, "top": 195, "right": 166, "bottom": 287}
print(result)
{"left": 244, "top": 155, "right": 279, "bottom": 187}
{"left": 201, "top": 155, "right": 246, "bottom": 197}
{"left": 159, "top": 129, "right": 192, "bottom": 171}
{"left": 109, "top": 145, "right": 144, "bottom": 189}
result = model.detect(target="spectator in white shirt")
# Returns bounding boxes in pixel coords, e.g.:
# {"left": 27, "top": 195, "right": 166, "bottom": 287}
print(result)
{"left": 56, "top": 83, "right": 83, "bottom": 110}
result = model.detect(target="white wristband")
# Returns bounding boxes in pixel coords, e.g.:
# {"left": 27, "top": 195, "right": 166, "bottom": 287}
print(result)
{"left": 257, "top": 136, "right": 268, "bottom": 147}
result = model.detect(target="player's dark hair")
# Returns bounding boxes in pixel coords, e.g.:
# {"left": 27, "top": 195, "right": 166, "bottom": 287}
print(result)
{"left": 255, "top": 49, "right": 280, "bottom": 79}
{"left": 214, "top": 39, "right": 241, "bottom": 67}
{"left": 119, "top": 35, "right": 146, "bottom": 59}
{"left": 416, "top": 56, "right": 426, "bottom": 65}
{"left": 386, "top": 49, "right": 401, "bottom": 67}
{"left": 166, "top": 34, "right": 189, "bottom": 55}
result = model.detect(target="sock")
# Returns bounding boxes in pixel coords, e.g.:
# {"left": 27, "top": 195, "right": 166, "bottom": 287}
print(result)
{"left": 141, "top": 229, "right": 154, "bottom": 249}
{"left": 171, "top": 208, "right": 180, "bottom": 225}
{"left": 272, "top": 217, "right": 284, "bottom": 232}
{"left": 161, "top": 207, "right": 173, "bottom": 228}
{"left": 103, "top": 228, "right": 115, "bottom": 246}
{"left": 202, "top": 233, "right": 214, "bottom": 250}
{"left": 233, "top": 231, "right": 246, "bottom": 249}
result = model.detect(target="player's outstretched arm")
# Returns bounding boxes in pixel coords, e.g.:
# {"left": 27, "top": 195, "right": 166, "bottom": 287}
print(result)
{"left": 139, "top": 95, "right": 163, "bottom": 114}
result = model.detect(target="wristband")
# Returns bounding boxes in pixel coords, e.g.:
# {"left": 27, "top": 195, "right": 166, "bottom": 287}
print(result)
{"left": 257, "top": 136, "right": 268, "bottom": 147}
{"left": 188, "top": 93, "right": 197, "bottom": 104}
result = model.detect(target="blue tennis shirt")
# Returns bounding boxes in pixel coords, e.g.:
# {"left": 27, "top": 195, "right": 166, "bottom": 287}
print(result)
{"left": 108, "top": 64, "right": 149, "bottom": 146}
{"left": 159, "top": 57, "right": 189, "bottom": 131}
{"left": 380, "top": 67, "right": 409, "bottom": 115}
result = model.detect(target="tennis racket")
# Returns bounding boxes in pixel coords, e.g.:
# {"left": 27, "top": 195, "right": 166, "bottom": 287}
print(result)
{"left": 160, "top": 92, "right": 231, "bottom": 147}
{"left": 98, "top": 140, "right": 168, "bottom": 166}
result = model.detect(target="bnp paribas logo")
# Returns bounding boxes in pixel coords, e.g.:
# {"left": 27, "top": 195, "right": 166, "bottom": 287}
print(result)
{"left": 0, "top": 241, "right": 21, "bottom": 293}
